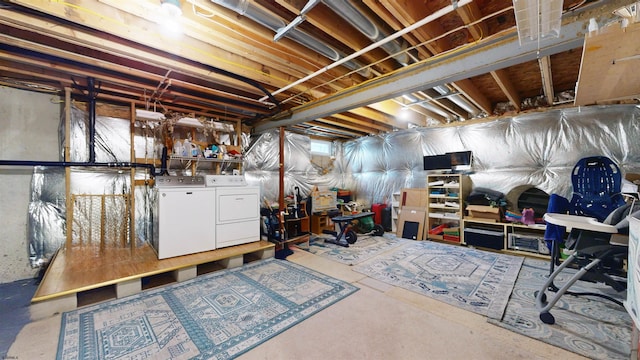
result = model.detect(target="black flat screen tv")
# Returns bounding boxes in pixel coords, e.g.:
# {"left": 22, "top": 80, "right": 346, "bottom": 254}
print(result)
{"left": 447, "top": 150, "right": 473, "bottom": 171}
{"left": 423, "top": 154, "right": 451, "bottom": 172}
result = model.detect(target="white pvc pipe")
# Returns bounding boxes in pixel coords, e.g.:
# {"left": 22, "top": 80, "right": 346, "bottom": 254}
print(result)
{"left": 259, "top": 0, "right": 473, "bottom": 102}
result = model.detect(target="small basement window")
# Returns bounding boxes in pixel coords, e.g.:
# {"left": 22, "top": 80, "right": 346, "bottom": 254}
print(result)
{"left": 310, "top": 139, "right": 332, "bottom": 156}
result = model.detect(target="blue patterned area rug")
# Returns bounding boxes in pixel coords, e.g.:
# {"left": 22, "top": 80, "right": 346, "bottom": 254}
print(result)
{"left": 306, "top": 233, "right": 408, "bottom": 265}
{"left": 56, "top": 258, "right": 358, "bottom": 360}
{"left": 353, "top": 241, "right": 524, "bottom": 319}
{"left": 488, "top": 258, "right": 631, "bottom": 360}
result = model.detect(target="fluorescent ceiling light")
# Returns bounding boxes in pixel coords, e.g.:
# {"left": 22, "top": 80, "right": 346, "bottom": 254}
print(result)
{"left": 136, "top": 109, "right": 165, "bottom": 121}
{"left": 177, "top": 117, "right": 236, "bottom": 131}
{"left": 513, "top": 0, "right": 562, "bottom": 45}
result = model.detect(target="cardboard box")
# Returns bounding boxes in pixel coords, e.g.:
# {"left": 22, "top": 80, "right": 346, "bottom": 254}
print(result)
{"left": 466, "top": 205, "right": 502, "bottom": 221}
{"left": 401, "top": 188, "right": 428, "bottom": 208}
{"left": 397, "top": 206, "right": 426, "bottom": 240}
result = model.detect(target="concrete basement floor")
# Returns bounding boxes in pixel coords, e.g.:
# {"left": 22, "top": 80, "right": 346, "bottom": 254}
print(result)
{"left": 5, "top": 246, "right": 586, "bottom": 359}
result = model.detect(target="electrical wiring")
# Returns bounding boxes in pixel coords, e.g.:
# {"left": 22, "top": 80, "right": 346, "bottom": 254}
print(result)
{"left": 277, "top": 6, "right": 515, "bottom": 108}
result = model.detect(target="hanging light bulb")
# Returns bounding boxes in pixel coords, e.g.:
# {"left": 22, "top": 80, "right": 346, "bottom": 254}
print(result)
{"left": 160, "top": 0, "right": 182, "bottom": 17}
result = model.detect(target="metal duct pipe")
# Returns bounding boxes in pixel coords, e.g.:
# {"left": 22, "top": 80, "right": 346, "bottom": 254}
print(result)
{"left": 321, "top": 0, "right": 480, "bottom": 118}
{"left": 322, "top": 0, "right": 409, "bottom": 65}
{"left": 210, "top": 0, "right": 370, "bottom": 76}
{"left": 403, "top": 93, "right": 452, "bottom": 120}
{"left": 432, "top": 85, "right": 481, "bottom": 117}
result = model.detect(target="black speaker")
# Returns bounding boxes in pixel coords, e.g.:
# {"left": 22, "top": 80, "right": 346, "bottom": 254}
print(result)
{"left": 382, "top": 207, "right": 392, "bottom": 231}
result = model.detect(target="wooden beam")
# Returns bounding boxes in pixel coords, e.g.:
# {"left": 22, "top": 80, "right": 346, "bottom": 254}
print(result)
{"left": 1, "top": 2, "right": 326, "bottom": 99}
{"left": 320, "top": 114, "right": 390, "bottom": 133}
{"left": 538, "top": 56, "right": 554, "bottom": 106}
{"left": 365, "top": 99, "right": 431, "bottom": 126}
{"left": 450, "top": 79, "right": 493, "bottom": 115}
{"left": 348, "top": 103, "right": 407, "bottom": 129}
{"left": 491, "top": 69, "right": 521, "bottom": 111}
{"left": 376, "top": 0, "right": 452, "bottom": 54}
{"left": 103, "top": 0, "right": 354, "bottom": 94}
{"left": 275, "top": 0, "right": 399, "bottom": 74}
{"left": 456, "top": 2, "right": 488, "bottom": 41}
{"left": 289, "top": 124, "right": 353, "bottom": 139}
{"left": 306, "top": 120, "right": 371, "bottom": 137}
{"left": 362, "top": 0, "right": 433, "bottom": 60}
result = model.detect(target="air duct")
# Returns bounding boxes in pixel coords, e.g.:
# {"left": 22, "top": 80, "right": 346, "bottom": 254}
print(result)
{"left": 432, "top": 85, "right": 481, "bottom": 117}
{"left": 322, "top": 1, "right": 479, "bottom": 119}
{"left": 210, "top": 0, "right": 370, "bottom": 77}
{"left": 322, "top": 0, "right": 410, "bottom": 65}
{"left": 403, "top": 93, "right": 452, "bottom": 120}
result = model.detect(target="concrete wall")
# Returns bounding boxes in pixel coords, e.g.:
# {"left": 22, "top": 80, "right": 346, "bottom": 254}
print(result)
{"left": 0, "top": 87, "right": 61, "bottom": 283}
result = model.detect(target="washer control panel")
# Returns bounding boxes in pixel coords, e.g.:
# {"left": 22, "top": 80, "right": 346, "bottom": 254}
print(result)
{"left": 204, "top": 175, "right": 247, "bottom": 187}
{"left": 155, "top": 175, "right": 205, "bottom": 187}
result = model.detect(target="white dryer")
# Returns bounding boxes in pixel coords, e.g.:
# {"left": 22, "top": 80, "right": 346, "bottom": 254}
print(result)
{"left": 205, "top": 175, "right": 260, "bottom": 248}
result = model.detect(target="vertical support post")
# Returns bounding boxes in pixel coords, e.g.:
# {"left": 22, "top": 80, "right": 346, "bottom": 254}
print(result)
{"left": 87, "top": 77, "right": 96, "bottom": 163}
{"left": 129, "top": 102, "right": 136, "bottom": 251}
{"left": 235, "top": 119, "right": 242, "bottom": 174}
{"left": 65, "top": 87, "right": 72, "bottom": 250}
{"left": 100, "top": 195, "right": 106, "bottom": 250}
{"left": 279, "top": 127, "right": 285, "bottom": 240}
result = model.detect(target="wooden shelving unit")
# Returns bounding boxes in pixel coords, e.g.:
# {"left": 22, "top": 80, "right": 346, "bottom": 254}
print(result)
{"left": 391, "top": 192, "right": 401, "bottom": 233}
{"left": 462, "top": 218, "right": 550, "bottom": 257}
{"left": 426, "top": 173, "right": 468, "bottom": 244}
{"left": 311, "top": 213, "right": 334, "bottom": 234}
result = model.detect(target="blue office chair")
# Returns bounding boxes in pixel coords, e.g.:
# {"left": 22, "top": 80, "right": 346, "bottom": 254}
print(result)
{"left": 536, "top": 156, "right": 631, "bottom": 325}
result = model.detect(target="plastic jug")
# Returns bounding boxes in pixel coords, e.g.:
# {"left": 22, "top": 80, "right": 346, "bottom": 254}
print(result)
{"left": 184, "top": 140, "right": 199, "bottom": 157}
{"left": 182, "top": 139, "right": 192, "bottom": 157}
{"left": 173, "top": 140, "right": 184, "bottom": 157}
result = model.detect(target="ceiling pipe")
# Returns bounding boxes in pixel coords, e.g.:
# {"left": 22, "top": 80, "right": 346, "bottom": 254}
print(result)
{"left": 432, "top": 85, "right": 481, "bottom": 117}
{"left": 403, "top": 93, "right": 452, "bottom": 120}
{"left": 321, "top": 0, "right": 410, "bottom": 66}
{"left": 259, "top": 0, "right": 472, "bottom": 102}
{"left": 274, "top": 0, "right": 321, "bottom": 41}
{"left": 209, "top": 0, "right": 370, "bottom": 77}
{"left": 322, "top": 1, "right": 481, "bottom": 119}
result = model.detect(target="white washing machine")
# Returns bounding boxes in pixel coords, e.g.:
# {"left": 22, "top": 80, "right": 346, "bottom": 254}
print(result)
{"left": 205, "top": 175, "right": 260, "bottom": 248}
{"left": 153, "top": 175, "right": 216, "bottom": 259}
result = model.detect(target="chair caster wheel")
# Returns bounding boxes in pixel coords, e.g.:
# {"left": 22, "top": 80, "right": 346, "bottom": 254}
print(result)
{"left": 534, "top": 290, "right": 547, "bottom": 304}
{"left": 539, "top": 312, "right": 555, "bottom": 325}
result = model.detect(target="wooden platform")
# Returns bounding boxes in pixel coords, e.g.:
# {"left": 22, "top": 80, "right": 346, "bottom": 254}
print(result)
{"left": 30, "top": 240, "right": 275, "bottom": 320}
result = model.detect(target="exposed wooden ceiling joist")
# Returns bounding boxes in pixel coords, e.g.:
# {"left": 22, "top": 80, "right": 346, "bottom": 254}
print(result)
{"left": 491, "top": 69, "right": 522, "bottom": 111}
{"left": 0, "top": 0, "right": 636, "bottom": 141}
{"left": 538, "top": 56, "right": 555, "bottom": 106}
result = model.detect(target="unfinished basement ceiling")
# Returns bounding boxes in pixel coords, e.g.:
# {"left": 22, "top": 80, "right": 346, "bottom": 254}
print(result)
{"left": 0, "top": 0, "right": 637, "bottom": 140}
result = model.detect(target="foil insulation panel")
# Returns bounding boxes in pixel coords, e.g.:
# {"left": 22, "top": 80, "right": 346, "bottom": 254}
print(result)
{"left": 244, "top": 105, "right": 640, "bottom": 209}
{"left": 28, "top": 104, "right": 640, "bottom": 267}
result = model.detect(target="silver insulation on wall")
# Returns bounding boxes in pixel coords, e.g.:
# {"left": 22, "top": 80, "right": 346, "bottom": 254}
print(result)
{"left": 244, "top": 105, "right": 640, "bottom": 210}
{"left": 28, "top": 104, "right": 640, "bottom": 267}
{"left": 28, "top": 105, "right": 154, "bottom": 267}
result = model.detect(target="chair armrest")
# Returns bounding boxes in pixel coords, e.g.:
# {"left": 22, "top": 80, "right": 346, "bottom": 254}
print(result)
{"left": 610, "top": 233, "right": 629, "bottom": 247}
{"left": 543, "top": 213, "right": 618, "bottom": 233}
